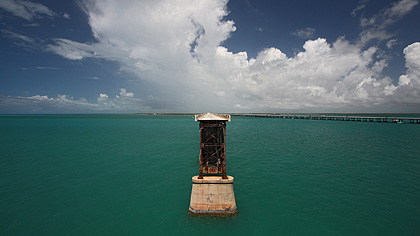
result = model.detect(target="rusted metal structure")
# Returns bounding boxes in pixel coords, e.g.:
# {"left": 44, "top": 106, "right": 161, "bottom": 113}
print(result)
{"left": 189, "top": 113, "right": 237, "bottom": 215}
{"left": 195, "top": 113, "right": 231, "bottom": 179}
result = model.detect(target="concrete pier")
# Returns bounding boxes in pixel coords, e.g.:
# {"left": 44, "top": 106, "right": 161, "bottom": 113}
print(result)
{"left": 189, "top": 175, "right": 237, "bottom": 215}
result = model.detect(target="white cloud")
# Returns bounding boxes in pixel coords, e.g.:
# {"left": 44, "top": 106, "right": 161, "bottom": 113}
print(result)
{"left": 404, "top": 42, "right": 420, "bottom": 73}
{"left": 43, "top": 0, "right": 420, "bottom": 112}
{"left": 212, "top": 37, "right": 399, "bottom": 110}
{"left": 0, "top": 94, "right": 98, "bottom": 112}
{"left": 397, "top": 43, "right": 420, "bottom": 88}
{"left": 360, "top": 0, "right": 418, "bottom": 28}
{"left": 0, "top": 88, "right": 153, "bottom": 113}
{"left": 386, "top": 42, "right": 420, "bottom": 106}
{"left": 119, "top": 88, "right": 134, "bottom": 98}
{"left": 358, "top": 0, "right": 418, "bottom": 46}
{"left": 47, "top": 0, "right": 235, "bottom": 63}
{"left": 28, "top": 95, "right": 53, "bottom": 101}
{"left": 97, "top": 93, "right": 109, "bottom": 102}
{"left": 291, "top": 28, "right": 316, "bottom": 39}
{"left": 0, "top": 0, "right": 56, "bottom": 21}
{"left": 63, "top": 13, "right": 70, "bottom": 19}
{"left": 351, "top": 0, "right": 368, "bottom": 17}
{"left": 46, "top": 0, "right": 236, "bottom": 111}
{"left": 386, "top": 39, "right": 398, "bottom": 49}
{"left": 46, "top": 38, "right": 97, "bottom": 60}
{"left": 384, "top": 0, "right": 419, "bottom": 23}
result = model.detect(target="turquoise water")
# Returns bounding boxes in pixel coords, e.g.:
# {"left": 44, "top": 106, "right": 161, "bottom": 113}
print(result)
{"left": 1, "top": 114, "right": 420, "bottom": 235}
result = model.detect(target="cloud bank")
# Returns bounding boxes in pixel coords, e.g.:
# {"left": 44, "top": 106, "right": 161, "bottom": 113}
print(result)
{"left": 0, "top": 88, "right": 148, "bottom": 113}
{"left": 2, "top": 0, "right": 420, "bottom": 113}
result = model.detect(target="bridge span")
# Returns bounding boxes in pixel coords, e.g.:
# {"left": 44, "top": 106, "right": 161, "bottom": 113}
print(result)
{"left": 233, "top": 114, "right": 420, "bottom": 124}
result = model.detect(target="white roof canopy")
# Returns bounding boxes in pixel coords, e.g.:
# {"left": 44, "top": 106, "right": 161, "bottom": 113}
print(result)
{"left": 195, "top": 113, "right": 231, "bottom": 122}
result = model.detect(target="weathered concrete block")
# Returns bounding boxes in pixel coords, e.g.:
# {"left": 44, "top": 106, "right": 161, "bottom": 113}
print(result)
{"left": 189, "top": 175, "right": 237, "bottom": 215}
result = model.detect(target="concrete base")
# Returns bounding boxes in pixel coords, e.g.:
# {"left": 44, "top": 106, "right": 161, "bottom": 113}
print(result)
{"left": 189, "top": 175, "right": 237, "bottom": 215}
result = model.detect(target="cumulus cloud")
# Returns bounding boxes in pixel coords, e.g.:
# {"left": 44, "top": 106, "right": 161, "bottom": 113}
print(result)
{"left": 118, "top": 88, "right": 134, "bottom": 98}
{"left": 0, "top": 0, "right": 56, "bottom": 21}
{"left": 46, "top": 0, "right": 236, "bottom": 111}
{"left": 403, "top": 42, "right": 420, "bottom": 76}
{"left": 207, "top": 37, "right": 420, "bottom": 111}
{"left": 97, "top": 93, "right": 109, "bottom": 102}
{"left": 211, "top": 38, "right": 397, "bottom": 110}
{"left": 395, "top": 43, "right": 420, "bottom": 96}
{"left": 28, "top": 95, "right": 53, "bottom": 101}
{"left": 43, "top": 0, "right": 420, "bottom": 112}
{"left": 48, "top": 0, "right": 235, "bottom": 66}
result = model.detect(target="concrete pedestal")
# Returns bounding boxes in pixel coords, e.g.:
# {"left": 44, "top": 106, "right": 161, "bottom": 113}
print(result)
{"left": 189, "top": 175, "right": 237, "bottom": 215}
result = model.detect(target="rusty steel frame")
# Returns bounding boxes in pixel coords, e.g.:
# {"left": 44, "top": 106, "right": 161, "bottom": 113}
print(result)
{"left": 198, "top": 121, "right": 227, "bottom": 179}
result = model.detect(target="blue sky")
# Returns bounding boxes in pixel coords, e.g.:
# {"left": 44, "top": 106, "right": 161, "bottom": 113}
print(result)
{"left": 1, "top": 0, "right": 420, "bottom": 114}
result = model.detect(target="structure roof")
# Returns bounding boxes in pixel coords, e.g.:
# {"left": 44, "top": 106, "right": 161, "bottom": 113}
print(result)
{"left": 195, "top": 113, "right": 231, "bottom": 122}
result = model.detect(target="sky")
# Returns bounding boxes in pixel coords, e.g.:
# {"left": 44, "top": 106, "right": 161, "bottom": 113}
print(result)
{"left": 1, "top": 0, "right": 420, "bottom": 114}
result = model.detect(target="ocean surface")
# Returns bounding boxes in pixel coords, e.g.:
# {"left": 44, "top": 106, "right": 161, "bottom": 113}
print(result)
{"left": 1, "top": 114, "right": 420, "bottom": 235}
